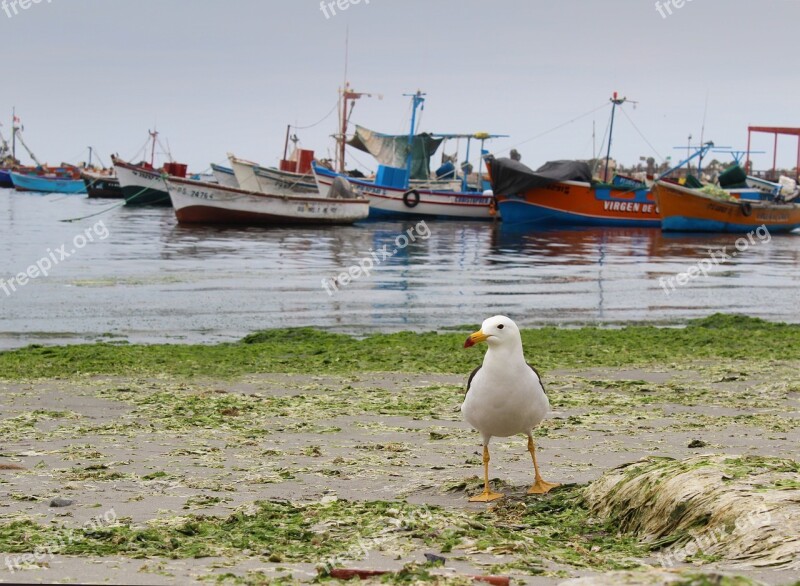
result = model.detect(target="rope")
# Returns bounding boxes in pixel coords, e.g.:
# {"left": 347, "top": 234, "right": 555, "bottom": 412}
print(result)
{"left": 619, "top": 106, "right": 666, "bottom": 162}
{"left": 60, "top": 183, "right": 162, "bottom": 222}
{"left": 60, "top": 201, "right": 126, "bottom": 223}
{"left": 490, "top": 102, "right": 611, "bottom": 158}
{"left": 127, "top": 136, "right": 151, "bottom": 163}
{"left": 291, "top": 101, "right": 339, "bottom": 130}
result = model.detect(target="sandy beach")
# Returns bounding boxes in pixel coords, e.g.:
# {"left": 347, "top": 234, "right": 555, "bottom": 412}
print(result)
{"left": 1, "top": 348, "right": 797, "bottom": 584}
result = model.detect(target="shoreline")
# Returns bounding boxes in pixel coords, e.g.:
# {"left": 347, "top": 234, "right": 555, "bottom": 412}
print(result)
{"left": 2, "top": 313, "right": 800, "bottom": 353}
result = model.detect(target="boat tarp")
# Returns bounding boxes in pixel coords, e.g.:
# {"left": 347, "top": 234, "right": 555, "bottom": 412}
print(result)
{"left": 347, "top": 125, "right": 444, "bottom": 180}
{"left": 488, "top": 157, "right": 592, "bottom": 195}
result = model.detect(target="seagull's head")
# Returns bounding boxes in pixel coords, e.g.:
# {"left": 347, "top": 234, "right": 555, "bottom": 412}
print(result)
{"left": 464, "top": 315, "right": 521, "bottom": 349}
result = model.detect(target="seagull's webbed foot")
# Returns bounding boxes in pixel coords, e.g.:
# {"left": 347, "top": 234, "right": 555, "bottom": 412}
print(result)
{"left": 527, "top": 478, "right": 560, "bottom": 495}
{"left": 469, "top": 489, "right": 504, "bottom": 503}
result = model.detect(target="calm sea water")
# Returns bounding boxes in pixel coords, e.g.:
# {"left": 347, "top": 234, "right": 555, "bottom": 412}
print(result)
{"left": 1, "top": 189, "right": 799, "bottom": 348}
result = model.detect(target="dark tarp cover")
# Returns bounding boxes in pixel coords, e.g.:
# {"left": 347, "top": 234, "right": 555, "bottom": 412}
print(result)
{"left": 488, "top": 157, "right": 592, "bottom": 195}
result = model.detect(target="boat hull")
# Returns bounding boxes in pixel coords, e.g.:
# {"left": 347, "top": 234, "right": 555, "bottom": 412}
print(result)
{"left": 9, "top": 172, "right": 86, "bottom": 194}
{"left": 82, "top": 172, "right": 123, "bottom": 198}
{"left": 313, "top": 166, "right": 493, "bottom": 220}
{"left": 113, "top": 161, "right": 171, "bottom": 206}
{"left": 165, "top": 177, "right": 369, "bottom": 226}
{"left": 0, "top": 169, "right": 12, "bottom": 188}
{"left": 654, "top": 181, "right": 800, "bottom": 233}
{"left": 496, "top": 181, "right": 659, "bottom": 227}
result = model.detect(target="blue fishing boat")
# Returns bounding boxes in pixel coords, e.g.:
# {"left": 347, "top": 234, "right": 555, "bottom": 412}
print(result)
{"left": 9, "top": 169, "right": 87, "bottom": 194}
{"left": 0, "top": 169, "right": 12, "bottom": 188}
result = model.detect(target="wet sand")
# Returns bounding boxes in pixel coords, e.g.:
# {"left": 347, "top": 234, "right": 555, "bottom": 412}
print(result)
{"left": 1, "top": 362, "right": 798, "bottom": 584}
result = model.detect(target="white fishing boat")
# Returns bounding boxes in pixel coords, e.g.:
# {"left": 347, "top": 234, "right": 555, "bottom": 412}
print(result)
{"left": 113, "top": 158, "right": 172, "bottom": 206}
{"left": 313, "top": 164, "right": 494, "bottom": 219}
{"left": 165, "top": 175, "right": 369, "bottom": 226}
{"left": 113, "top": 130, "right": 188, "bottom": 206}
{"left": 228, "top": 154, "right": 317, "bottom": 196}
{"left": 211, "top": 163, "right": 239, "bottom": 188}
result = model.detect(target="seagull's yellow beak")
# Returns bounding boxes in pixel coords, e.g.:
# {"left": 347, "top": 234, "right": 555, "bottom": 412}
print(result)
{"left": 464, "top": 330, "right": 489, "bottom": 348}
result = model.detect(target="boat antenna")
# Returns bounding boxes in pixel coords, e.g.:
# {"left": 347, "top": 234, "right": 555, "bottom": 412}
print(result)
{"left": 343, "top": 26, "right": 349, "bottom": 98}
{"left": 698, "top": 91, "right": 710, "bottom": 175}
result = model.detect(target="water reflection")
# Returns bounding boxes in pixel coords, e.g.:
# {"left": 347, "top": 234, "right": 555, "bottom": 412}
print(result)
{"left": 0, "top": 189, "right": 798, "bottom": 348}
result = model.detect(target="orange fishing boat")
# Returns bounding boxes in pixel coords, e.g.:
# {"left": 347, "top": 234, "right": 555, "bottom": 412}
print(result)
{"left": 490, "top": 93, "right": 661, "bottom": 227}
{"left": 653, "top": 180, "right": 800, "bottom": 233}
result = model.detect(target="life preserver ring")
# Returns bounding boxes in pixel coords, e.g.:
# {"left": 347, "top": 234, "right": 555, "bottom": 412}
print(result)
{"left": 740, "top": 201, "right": 753, "bottom": 217}
{"left": 402, "top": 189, "right": 421, "bottom": 208}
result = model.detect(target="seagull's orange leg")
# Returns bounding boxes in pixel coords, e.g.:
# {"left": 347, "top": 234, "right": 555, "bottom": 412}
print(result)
{"left": 469, "top": 445, "right": 503, "bottom": 502}
{"left": 527, "top": 435, "right": 559, "bottom": 495}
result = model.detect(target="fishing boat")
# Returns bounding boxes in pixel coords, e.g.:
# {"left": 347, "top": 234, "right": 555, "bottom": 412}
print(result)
{"left": 165, "top": 175, "right": 369, "bottom": 226}
{"left": 9, "top": 167, "right": 86, "bottom": 194}
{"left": 81, "top": 170, "right": 122, "bottom": 198}
{"left": 0, "top": 116, "right": 20, "bottom": 187}
{"left": 228, "top": 153, "right": 318, "bottom": 195}
{"left": 490, "top": 157, "right": 658, "bottom": 227}
{"left": 0, "top": 148, "right": 15, "bottom": 188}
{"left": 113, "top": 130, "right": 189, "bottom": 206}
{"left": 211, "top": 163, "right": 238, "bottom": 188}
{"left": 492, "top": 93, "right": 663, "bottom": 227}
{"left": 313, "top": 163, "right": 494, "bottom": 219}
{"left": 3, "top": 116, "right": 87, "bottom": 194}
{"left": 113, "top": 158, "right": 173, "bottom": 206}
{"left": 653, "top": 180, "right": 800, "bottom": 232}
{"left": 313, "top": 91, "right": 504, "bottom": 220}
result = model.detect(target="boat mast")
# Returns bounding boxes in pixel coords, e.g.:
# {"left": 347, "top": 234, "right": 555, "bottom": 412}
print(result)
{"left": 403, "top": 91, "right": 426, "bottom": 187}
{"left": 338, "top": 84, "right": 374, "bottom": 173}
{"left": 14, "top": 130, "right": 43, "bottom": 168}
{"left": 603, "top": 92, "right": 627, "bottom": 182}
{"left": 149, "top": 129, "right": 158, "bottom": 167}
{"left": 283, "top": 124, "right": 291, "bottom": 162}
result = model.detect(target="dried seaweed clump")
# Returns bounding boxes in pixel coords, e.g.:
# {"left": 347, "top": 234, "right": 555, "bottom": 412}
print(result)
{"left": 583, "top": 455, "right": 800, "bottom": 570}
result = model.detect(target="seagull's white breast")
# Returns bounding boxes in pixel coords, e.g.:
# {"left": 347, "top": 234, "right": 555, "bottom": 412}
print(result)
{"left": 461, "top": 355, "right": 550, "bottom": 440}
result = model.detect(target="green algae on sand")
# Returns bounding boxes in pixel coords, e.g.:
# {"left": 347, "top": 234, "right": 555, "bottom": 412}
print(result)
{"left": 1, "top": 314, "right": 799, "bottom": 380}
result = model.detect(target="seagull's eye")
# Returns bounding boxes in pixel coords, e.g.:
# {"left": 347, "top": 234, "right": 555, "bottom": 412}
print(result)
{"left": 497, "top": 324, "right": 505, "bottom": 330}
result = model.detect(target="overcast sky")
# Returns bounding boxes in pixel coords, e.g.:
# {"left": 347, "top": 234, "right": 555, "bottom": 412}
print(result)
{"left": 3, "top": 0, "right": 800, "bottom": 173}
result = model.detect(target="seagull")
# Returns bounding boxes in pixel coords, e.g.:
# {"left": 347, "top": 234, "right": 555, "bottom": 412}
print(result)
{"left": 462, "top": 315, "right": 559, "bottom": 502}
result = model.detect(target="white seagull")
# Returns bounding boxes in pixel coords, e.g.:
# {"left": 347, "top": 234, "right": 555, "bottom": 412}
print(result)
{"left": 462, "top": 315, "right": 559, "bottom": 502}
